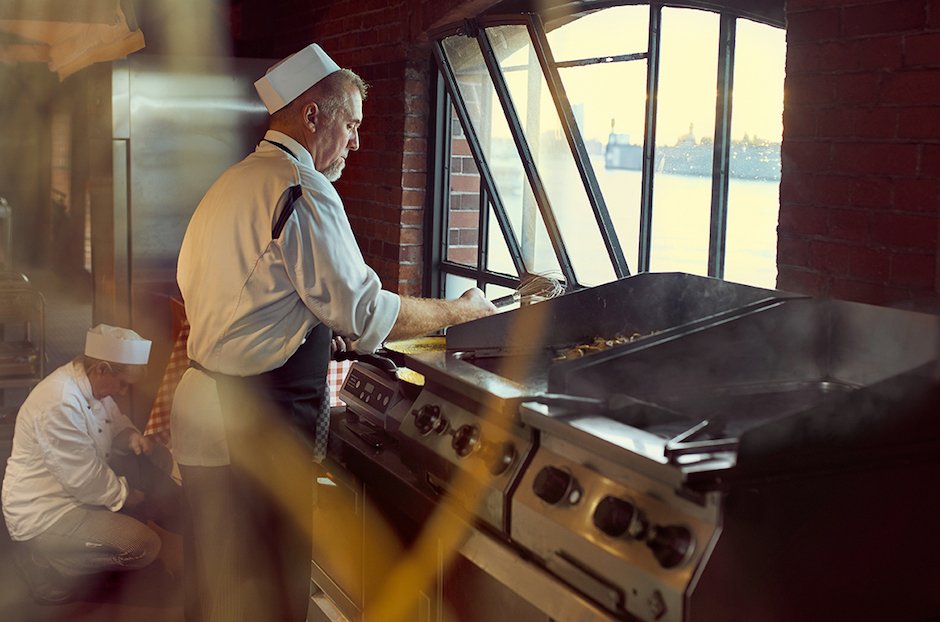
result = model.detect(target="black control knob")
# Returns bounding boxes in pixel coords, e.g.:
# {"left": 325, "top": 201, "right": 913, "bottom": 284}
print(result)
{"left": 452, "top": 424, "right": 480, "bottom": 457}
{"left": 480, "top": 441, "right": 516, "bottom": 476}
{"left": 412, "top": 404, "right": 447, "bottom": 436}
{"left": 592, "top": 496, "right": 636, "bottom": 538}
{"left": 646, "top": 525, "right": 693, "bottom": 568}
{"left": 533, "top": 466, "right": 580, "bottom": 505}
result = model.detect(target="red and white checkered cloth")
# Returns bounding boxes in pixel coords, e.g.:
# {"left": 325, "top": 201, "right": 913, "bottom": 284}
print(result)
{"left": 144, "top": 319, "right": 350, "bottom": 440}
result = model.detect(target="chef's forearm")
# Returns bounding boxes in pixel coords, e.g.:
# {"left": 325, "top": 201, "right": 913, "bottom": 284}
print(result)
{"left": 386, "top": 289, "right": 495, "bottom": 342}
{"left": 386, "top": 296, "right": 463, "bottom": 341}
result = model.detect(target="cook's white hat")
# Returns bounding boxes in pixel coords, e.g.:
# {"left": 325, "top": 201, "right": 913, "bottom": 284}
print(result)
{"left": 254, "top": 43, "right": 341, "bottom": 114}
{"left": 85, "top": 324, "right": 152, "bottom": 365}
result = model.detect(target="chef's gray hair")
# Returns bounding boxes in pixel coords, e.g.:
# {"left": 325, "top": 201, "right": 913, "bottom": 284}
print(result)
{"left": 314, "top": 69, "right": 368, "bottom": 119}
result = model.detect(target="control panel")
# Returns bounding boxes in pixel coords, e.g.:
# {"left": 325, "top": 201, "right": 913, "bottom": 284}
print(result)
{"left": 396, "top": 387, "right": 534, "bottom": 533}
{"left": 339, "top": 362, "right": 413, "bottom": 431}
{"left": 511, "top": 446, "right": 719, "bottom": 622}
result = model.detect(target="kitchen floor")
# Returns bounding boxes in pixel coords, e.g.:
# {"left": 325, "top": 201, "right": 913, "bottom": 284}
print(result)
{"left": 0, "top": 266, "right": 185, "bottom": 622}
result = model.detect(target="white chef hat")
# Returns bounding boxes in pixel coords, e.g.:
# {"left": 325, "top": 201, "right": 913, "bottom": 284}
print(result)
{"left": 254, "top": 43, "right": 341, "bottom": 114}
{"left": 84, "top": 324, "right": 152, "bottom": 365}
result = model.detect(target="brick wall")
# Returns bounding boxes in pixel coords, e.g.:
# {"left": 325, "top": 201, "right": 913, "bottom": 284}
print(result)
{"left": 781, "top": 0, "right": 940, "bottom": 309}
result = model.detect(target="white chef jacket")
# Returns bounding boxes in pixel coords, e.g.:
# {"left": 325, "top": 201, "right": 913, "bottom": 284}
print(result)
{"left": 172, "top": 131, "right": 400, "bottom": 466}
{"left": 177, "top": 130, "right": 401, "bottom": 377}
{"left": 1, "top": 359, "right": 137, "bottom": 541}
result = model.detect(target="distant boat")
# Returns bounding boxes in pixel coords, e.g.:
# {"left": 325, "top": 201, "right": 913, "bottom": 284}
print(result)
{"left": 604, "top": 133, "right": 642, "bottom": 170}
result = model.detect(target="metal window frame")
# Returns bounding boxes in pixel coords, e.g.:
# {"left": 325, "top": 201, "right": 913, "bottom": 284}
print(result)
{"left": 430, "top": 2, "right": 775, "bottom": 296}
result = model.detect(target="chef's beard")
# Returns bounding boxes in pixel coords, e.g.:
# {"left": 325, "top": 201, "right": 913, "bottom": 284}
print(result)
{"left": 323, "top": 158, "right": 345, "bottom": 182}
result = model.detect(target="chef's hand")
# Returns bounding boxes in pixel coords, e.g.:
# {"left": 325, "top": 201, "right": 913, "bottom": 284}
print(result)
{"left": 116, "top": 429, "right": 153, "bottom": 456}
{"left": 457, "top": 287, "right": 497, "bottom": 322}
{"left": 331, "top": 335, "right": 353, "bottom": 354}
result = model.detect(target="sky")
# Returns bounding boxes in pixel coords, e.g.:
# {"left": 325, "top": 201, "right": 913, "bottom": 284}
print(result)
{"left": 532, "top": 4, "right": 786, "bottom": 146}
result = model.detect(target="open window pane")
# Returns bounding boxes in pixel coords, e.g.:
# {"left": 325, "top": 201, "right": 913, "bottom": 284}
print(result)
{"left": 443, "top": 34, "right": 559, "bottom": 277}
{"left": 489, "top": 24, "right": 616, "bottom": 286}
{"left": 447, "top": 108, "right": 481, "bottom": 266}
{"left": 545, "top": 5, "right": 649, "bottom": 62}
{"left": 723, "top": 18, "right": 784, "bottom": 288}
{"left": 649, "top": 7, "right": 719, "bottom": 275}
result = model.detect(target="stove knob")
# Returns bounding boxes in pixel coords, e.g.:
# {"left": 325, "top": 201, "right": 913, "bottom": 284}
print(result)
{"left": 646, "top": 525, "right": 693, "bottom": 569}
{"left": 452, "top": 424, "right": 480, "bottom": 457}
{"left": 592, "top": 496, "right": 636, "bottom": 538}
{"left": 532, "top": 466, "right": 580, "bottom": 506}
{"left": 412, "top": 404, "right": 447, "bottom": 436}
{"left": 480, "top": 441, "right": 516, "bottom": 476}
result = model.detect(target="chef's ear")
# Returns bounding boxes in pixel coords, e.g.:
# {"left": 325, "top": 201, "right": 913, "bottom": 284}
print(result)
{"left": 304, "top": 103, "right": 319, "bottom": 130}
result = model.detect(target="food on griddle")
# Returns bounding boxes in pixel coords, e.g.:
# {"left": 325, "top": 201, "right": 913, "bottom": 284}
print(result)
{"left": 553, "top": 332, "right": 648, "bottom": 361}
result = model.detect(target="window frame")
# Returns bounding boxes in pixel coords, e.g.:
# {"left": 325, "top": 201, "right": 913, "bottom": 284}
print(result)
{"left": 427, "top": 2, "right": 784, "bottom": 298}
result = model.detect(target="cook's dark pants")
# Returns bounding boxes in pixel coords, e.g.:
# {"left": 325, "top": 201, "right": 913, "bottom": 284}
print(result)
{"left": 181, "top": 323, "right": 331, "bottom": 622}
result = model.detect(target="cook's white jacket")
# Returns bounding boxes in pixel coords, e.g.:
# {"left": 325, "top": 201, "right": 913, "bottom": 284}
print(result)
{"left": 1, "top": 360, "right": 136, "bottom": 541}
{"left": 177, "top": 130, "right": 401, "bottom": 377}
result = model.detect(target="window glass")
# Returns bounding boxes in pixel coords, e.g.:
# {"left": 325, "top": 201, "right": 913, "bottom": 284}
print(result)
{"left": 560, "top": 60, "right": 647, "bottom": 273}
{"left": 546, "top": 5, "right": 649, "bottom": 62}
{"left": 649, "top": 7, "right": 719, "bottom": 275}
{"left": 723, "top": 19, "right": 785, "bottom": 288}
{"left": 442, "top": 34, "right": 561, "bottom": 277}
{"left": 445, "top": 273, "right": 476, "bottom": 298}
{"left": 488, "top": 24, "right": 616, "bottom": 286}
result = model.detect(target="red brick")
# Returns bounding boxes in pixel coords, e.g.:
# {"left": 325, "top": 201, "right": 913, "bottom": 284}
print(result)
{"left": 904, "top": 32, "right": 940, "bottom": 67}
{"left": 785, "top": 142, "right": 831, "bottom": 172}
{"left": 402, "top": 153, "right": 425, "bottom": 171}
{"left": 402, "top": 189, "right": 425, "bottom": 208}
{"left": 451, "top": 137, "right": 472, "bottom": 157}
{"left": 786, "top": 9, "right": 842, "bottom": 43}
{"left": 400, "top": 227, "right": 423, "bottom": 245}
{"left": 842, "top": 0, "right": 926, "bottom": 37}
{"left": 786, "top": 42, "right": 822, "bottom": 74}
{"left": 809, "top": 240, "right": 851, "bottom": 273}
{"left": 829, "top": 208, "right": 871, "bottom": 242}
{"left": 447, "top": 246, "right": 477, "bottom": 265}
{"left": 448, "top": 209, "right": 479, "bottom": 228}
{"left": 401, "top": 209, "right": 424, "bottom": 226}
{"left": 450, "top": 173, "right": 480, "bottom": 193}
{"left": 898, "top": 106, "right": 940, "bottom": 138}
{"left": 847, "top": 176, "right": 894, "bottom": 207}
{"left": 890, "top": 252, "right": 936, "bottom": 287}
{"left": 894, "top": 178, "right": 940, "bottom": 211}
{"left": 816, "top": 108, "right": 855, "bottom": 139}
{"left": 780, "top": 175, "right": 813, "bottom": 204}
{"left": 853, "top": 107, "right": 897, "bottom": 138}
{"left": 778, "top": 203, "right": 829, "bottom": 236}
{"left": 403, "top": 137, "right": 428, "bottom": 154}
{"left": 786, "top": 75, "right": 834, "bottom": 106}
{"left": 783, "top": 106, "right": 817, "bottom": 140}
{"left": 402, "top": 171, "right": 427, "bottom": 189}
{"left": 777, "top": 237, "right": 812, "bottom": 265}
{"left": 776, "top": 266, "right": 830, "bottom": 296}
{"left": 848, "top": 246, "right": 890, "bottom": 279}
{"left": 817, "top": 41, "right": 857, "bottom": 72}
{"left": 871, "top": 212, "right": 938, "bottom": 248}
{"left": 855, "top": 36, "right": 904, "bottom": 70}
{"left": 923, "top": 144, "right": 940, "bottom": 176}
{"left": 830, "top": 143, "right": 918, "bottom": 176}
{"left": 882, "top": 69, "right": 940, "bottom": 104}
{"left": 832, "top": 72, "right": 883, "bottom": 105}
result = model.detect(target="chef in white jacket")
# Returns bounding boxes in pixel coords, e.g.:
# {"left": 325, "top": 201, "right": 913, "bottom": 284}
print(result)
{"left": 2, "top": 324, "right": 178, "bottom": 604}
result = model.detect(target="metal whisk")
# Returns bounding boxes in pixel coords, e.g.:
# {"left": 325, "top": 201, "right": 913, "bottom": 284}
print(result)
{"left": 492, "top": 271, "right": 567, "bottom": 308}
